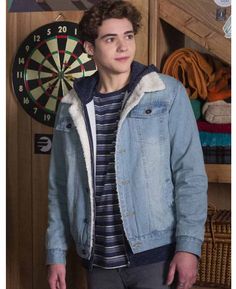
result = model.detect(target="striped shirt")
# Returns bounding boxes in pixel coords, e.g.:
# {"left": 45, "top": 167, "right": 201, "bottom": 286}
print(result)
{"left": 93, "top": 87, "right": 128, "bottom": 269}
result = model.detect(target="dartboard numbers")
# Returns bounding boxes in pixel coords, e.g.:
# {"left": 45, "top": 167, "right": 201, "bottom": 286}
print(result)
{"left": 58, "top": 26, "right": 67, "bottom": 33}
{"left": 17, "top": 71, "right": 23, "bottom": 78}
{"left": 12, "top": 21, "right": 97, "bottom": 127}
{"left": 34, "top": 35, "right": 41, "bottom": 42}
{"left": 18, "top": 58, "right": 25, "bottom": 65}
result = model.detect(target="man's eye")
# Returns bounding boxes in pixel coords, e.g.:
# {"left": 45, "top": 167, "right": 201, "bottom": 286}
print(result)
{"left": 105, "top": 38, "right": 114, "bottom": 43}
{"left": 126, "top": 34, "right": 134, "bottom": 40}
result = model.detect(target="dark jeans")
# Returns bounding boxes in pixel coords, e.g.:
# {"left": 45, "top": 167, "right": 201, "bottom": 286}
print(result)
{"left": 87, "top": 260, "right": 174, "bottom": 289}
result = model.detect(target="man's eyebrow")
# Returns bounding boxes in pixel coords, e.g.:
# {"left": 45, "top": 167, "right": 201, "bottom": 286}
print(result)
{"left": 99, "top": 33, "right": 117, "bottom": 39}
{"left": 99, "top": 30, "right": 134, "bottom": 39}
{"left": 124, "top": 30, "right": 134, "bottom": 34}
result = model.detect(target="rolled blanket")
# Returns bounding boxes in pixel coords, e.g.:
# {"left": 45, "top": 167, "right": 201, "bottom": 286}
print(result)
{"left": 162, "top": 48, "right": 214, "bottom": 99}
{"left": 202, "top": 100, "right": 231, "bottom": 124}
{"left": 197, "top": 120, "right": 231, "bottom": 134}
{"left": 199, "top": 132, "right": 231, "bottom": 147}
{"left": 202, "top": 146, "right": 231, "bottom": 164}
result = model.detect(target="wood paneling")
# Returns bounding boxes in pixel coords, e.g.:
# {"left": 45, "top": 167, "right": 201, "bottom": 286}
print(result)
{"left": 148, "top": 0, "right": 158, "bottom": 66}
{"left": 168, "top": 0, "right": 231, "bottom": 33}
{"left": 149, "top": 0, "right": 185, "bottom": 69}
{"left": 208, "top": 183, "right": 231, "bottom": 210}
{"left": 158, "top": 0, "right": 231, "bottom": 64}
{"left": 133, "top": 0, "right": 149, "bottom": 64}
{"left": 205, "top": 164, "right": 231, "bottom": 184}
{"left": 6, "top": 12, "right": 33, "bottom": 289}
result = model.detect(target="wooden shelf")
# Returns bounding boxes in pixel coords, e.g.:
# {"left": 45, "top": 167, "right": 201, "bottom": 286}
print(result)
{"left": 205, "top": 164, "right": 231, "bottom": 183}
{"left": 158, "top": 0, "right": 231, "bottom": 64}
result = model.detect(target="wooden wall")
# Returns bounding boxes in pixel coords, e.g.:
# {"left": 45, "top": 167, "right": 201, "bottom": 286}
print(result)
{"left": 6, "top": 1, "right": 149, "bottom": 289}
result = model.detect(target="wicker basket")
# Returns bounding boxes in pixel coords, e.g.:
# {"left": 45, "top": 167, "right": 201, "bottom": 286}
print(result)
{"left": 196, "top": 208, "right": 231, "bottom": 288}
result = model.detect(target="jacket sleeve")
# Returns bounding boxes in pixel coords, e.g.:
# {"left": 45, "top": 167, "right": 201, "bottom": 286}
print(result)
{"left": 168, "top": 80, "right": 208, "bottom": 257}
{"left": 45, "top": 103, "right": 72, "bottom": 264}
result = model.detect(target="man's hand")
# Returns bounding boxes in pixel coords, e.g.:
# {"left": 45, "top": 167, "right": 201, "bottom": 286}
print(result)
{"left": 166, "top": 251, "right": 198, "bottom": 289}
{"left": 48, "top": 264, "right": 66, "bottom": 289}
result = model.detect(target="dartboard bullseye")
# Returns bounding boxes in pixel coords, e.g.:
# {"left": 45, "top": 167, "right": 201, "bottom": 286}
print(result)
{"left": 12, "top": 21, "right": 97, "bottom": 127}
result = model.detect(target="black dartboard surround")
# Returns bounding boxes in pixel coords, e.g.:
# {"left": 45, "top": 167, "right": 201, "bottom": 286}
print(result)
{"left": 12, "top": 21, "right": 96, "bottom": 127}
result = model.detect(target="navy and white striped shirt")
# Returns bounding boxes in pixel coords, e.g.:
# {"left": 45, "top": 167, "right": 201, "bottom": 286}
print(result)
{"left": 93, "top": 87, "right": 128, "bottom": 269}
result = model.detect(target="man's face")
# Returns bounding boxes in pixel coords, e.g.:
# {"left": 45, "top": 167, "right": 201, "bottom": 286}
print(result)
{"left": 85, "top": 18, "right": 136, "bottom": 76}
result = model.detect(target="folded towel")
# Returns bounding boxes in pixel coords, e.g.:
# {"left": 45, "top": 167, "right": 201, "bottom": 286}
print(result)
{"left": 199, "top": 132, "right": 231, "bottom": 147}
{"left": 197, "top": 120, "right": 231, "bottom": 134}
{"left": 162, "top": 48, "right": 214, "bottom": 99}
{"left": 202, "top": 101, "right": 231, "bottom": 124}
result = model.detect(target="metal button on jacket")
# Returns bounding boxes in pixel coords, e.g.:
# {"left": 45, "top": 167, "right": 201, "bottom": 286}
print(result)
{"left": 145, "top": 109, "right": 152, "bottom": 114}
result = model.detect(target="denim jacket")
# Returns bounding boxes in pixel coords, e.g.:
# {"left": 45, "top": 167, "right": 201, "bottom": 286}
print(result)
{"left": 46, "top": 62, "right": 208, "bottom": 264}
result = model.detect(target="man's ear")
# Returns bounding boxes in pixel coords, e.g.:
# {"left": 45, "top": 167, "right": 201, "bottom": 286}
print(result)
{"left": 83, "top": 41, "right": 95, "bottom": 56}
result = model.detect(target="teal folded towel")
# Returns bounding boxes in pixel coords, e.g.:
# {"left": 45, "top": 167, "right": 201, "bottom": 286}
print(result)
{"left": 199, "top": 132, "right": 231, "bottom": 147}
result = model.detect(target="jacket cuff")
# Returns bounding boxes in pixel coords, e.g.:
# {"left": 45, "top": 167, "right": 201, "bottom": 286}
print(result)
{"left": 46, "top": 249, "right": 67, "bottom": 265}
{"left": 175, "top": 236, "right": 203, "bottom": 257}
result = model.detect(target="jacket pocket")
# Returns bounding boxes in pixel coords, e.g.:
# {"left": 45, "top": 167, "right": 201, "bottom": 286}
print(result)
{"left": 55, "top": 116, "right": 81, "bottom": 156}
{"left": 127, "top": 103, "right": 168, "bottom": 145}
{"left": 56, "top": 116, "right": 76, "bottom": 132}
{"left": 129, "top": 103, "right": 168, "bottom": 119}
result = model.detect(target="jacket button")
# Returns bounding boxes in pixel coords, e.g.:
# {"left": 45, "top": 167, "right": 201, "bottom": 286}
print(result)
{"left": 145, "top": 109, "right": 152, "bottom": 114}
{"left": 66, "top": 123, "right": 72, "bottom": 129}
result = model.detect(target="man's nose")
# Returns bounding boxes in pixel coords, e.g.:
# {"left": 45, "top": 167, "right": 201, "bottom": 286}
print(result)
{"left": 117, "top": 39, "right": 128, "bottom": 52}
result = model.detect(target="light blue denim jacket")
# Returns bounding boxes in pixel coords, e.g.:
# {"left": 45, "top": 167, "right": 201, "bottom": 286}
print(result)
{"left": 46, "top": 62, "right": 208, "bottom": 264}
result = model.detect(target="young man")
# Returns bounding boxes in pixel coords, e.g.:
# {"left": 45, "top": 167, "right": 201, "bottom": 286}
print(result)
{"left": 46, "top": 1, "right": 208, "bottom": 289}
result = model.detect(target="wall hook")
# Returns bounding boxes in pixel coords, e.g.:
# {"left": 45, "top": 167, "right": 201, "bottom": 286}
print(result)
{"left": 55, "top": 13, "right": 66, "bottom": 22}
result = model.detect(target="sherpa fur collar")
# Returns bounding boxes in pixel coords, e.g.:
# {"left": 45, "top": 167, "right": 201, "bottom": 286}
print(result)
{"left": 62, "top": 70, "right": 166, "bottom": 112}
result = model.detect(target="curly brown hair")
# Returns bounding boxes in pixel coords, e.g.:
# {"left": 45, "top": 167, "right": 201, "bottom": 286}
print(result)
{"left": 78, "top": 0, "right": 142, "bottom": 44}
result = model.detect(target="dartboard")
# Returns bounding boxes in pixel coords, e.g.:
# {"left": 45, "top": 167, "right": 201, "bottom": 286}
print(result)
{"left": 12, "top": 21, "right": 97, "bottom": 127}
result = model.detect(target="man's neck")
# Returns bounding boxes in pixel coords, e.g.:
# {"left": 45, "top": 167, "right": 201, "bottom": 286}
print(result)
{"left": 97, "top": 70, "right": 131, "bottom": 93}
